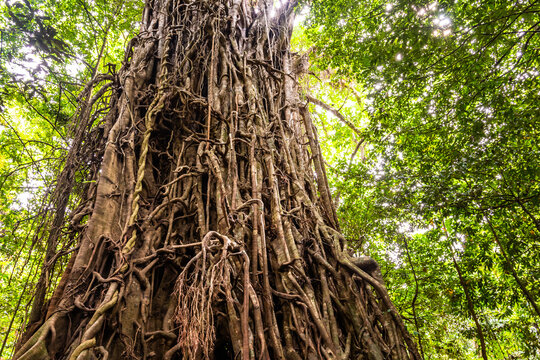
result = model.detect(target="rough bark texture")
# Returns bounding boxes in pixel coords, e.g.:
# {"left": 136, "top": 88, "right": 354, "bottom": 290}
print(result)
{"left": 14, "top": 0, "right": 421, "bottom": 359}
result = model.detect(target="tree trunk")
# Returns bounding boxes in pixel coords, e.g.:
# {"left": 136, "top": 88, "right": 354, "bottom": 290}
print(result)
{"left": 14, "top": 0, "right": 420, "bottom": 359}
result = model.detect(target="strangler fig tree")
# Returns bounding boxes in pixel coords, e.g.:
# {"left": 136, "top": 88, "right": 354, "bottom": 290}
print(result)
{"left": 14, "top": 0, "right": 420, "bottom": 358}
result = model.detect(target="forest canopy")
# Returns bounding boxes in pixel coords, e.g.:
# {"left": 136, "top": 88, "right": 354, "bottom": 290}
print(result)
{"left": 1, "top": 0, "right": 539, "bottom": 359}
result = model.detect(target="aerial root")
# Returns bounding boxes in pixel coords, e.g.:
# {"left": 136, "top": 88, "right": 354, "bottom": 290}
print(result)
{"left": 171, "top": 231, "right": 246, "bottom": 359}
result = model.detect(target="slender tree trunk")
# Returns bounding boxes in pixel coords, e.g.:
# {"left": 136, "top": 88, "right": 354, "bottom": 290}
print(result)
{"left": 438, "top": 220, "right": 488, "bottom": 360}
{"left": 402, "top": 237, "right": 424, "bottom": 360}
{"left": 449, "top": 248, "right": 488, "bottom": 360}
{"left": 14, "top": 0, "right": 420, "bottom": 359}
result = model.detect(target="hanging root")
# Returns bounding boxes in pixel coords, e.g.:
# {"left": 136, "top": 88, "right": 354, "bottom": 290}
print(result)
{"left": 172, "top": 232, "right": 242, "bottom": 359}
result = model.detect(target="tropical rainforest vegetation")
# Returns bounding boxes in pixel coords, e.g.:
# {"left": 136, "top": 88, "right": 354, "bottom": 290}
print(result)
{"left": 0, "top": 0, "right": 538, "bottom": 358}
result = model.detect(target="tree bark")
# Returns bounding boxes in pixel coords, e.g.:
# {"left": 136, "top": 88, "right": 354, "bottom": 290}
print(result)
{"left": 14, "top": 0, "right": 420, "bottom": 359}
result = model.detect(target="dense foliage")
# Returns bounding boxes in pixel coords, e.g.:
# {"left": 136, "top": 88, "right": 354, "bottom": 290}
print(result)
{"left": 305, "top": 0, "right": 540, "bottom": 358}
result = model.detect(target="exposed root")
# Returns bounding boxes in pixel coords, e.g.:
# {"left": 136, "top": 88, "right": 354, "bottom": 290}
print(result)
{"left": 172, "top": 232, "right": 240, "bottom": 358}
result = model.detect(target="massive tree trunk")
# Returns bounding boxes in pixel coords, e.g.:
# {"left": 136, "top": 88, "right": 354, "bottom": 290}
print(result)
{"left": 14, "top": 0, "right": 420, "bottom": 359}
